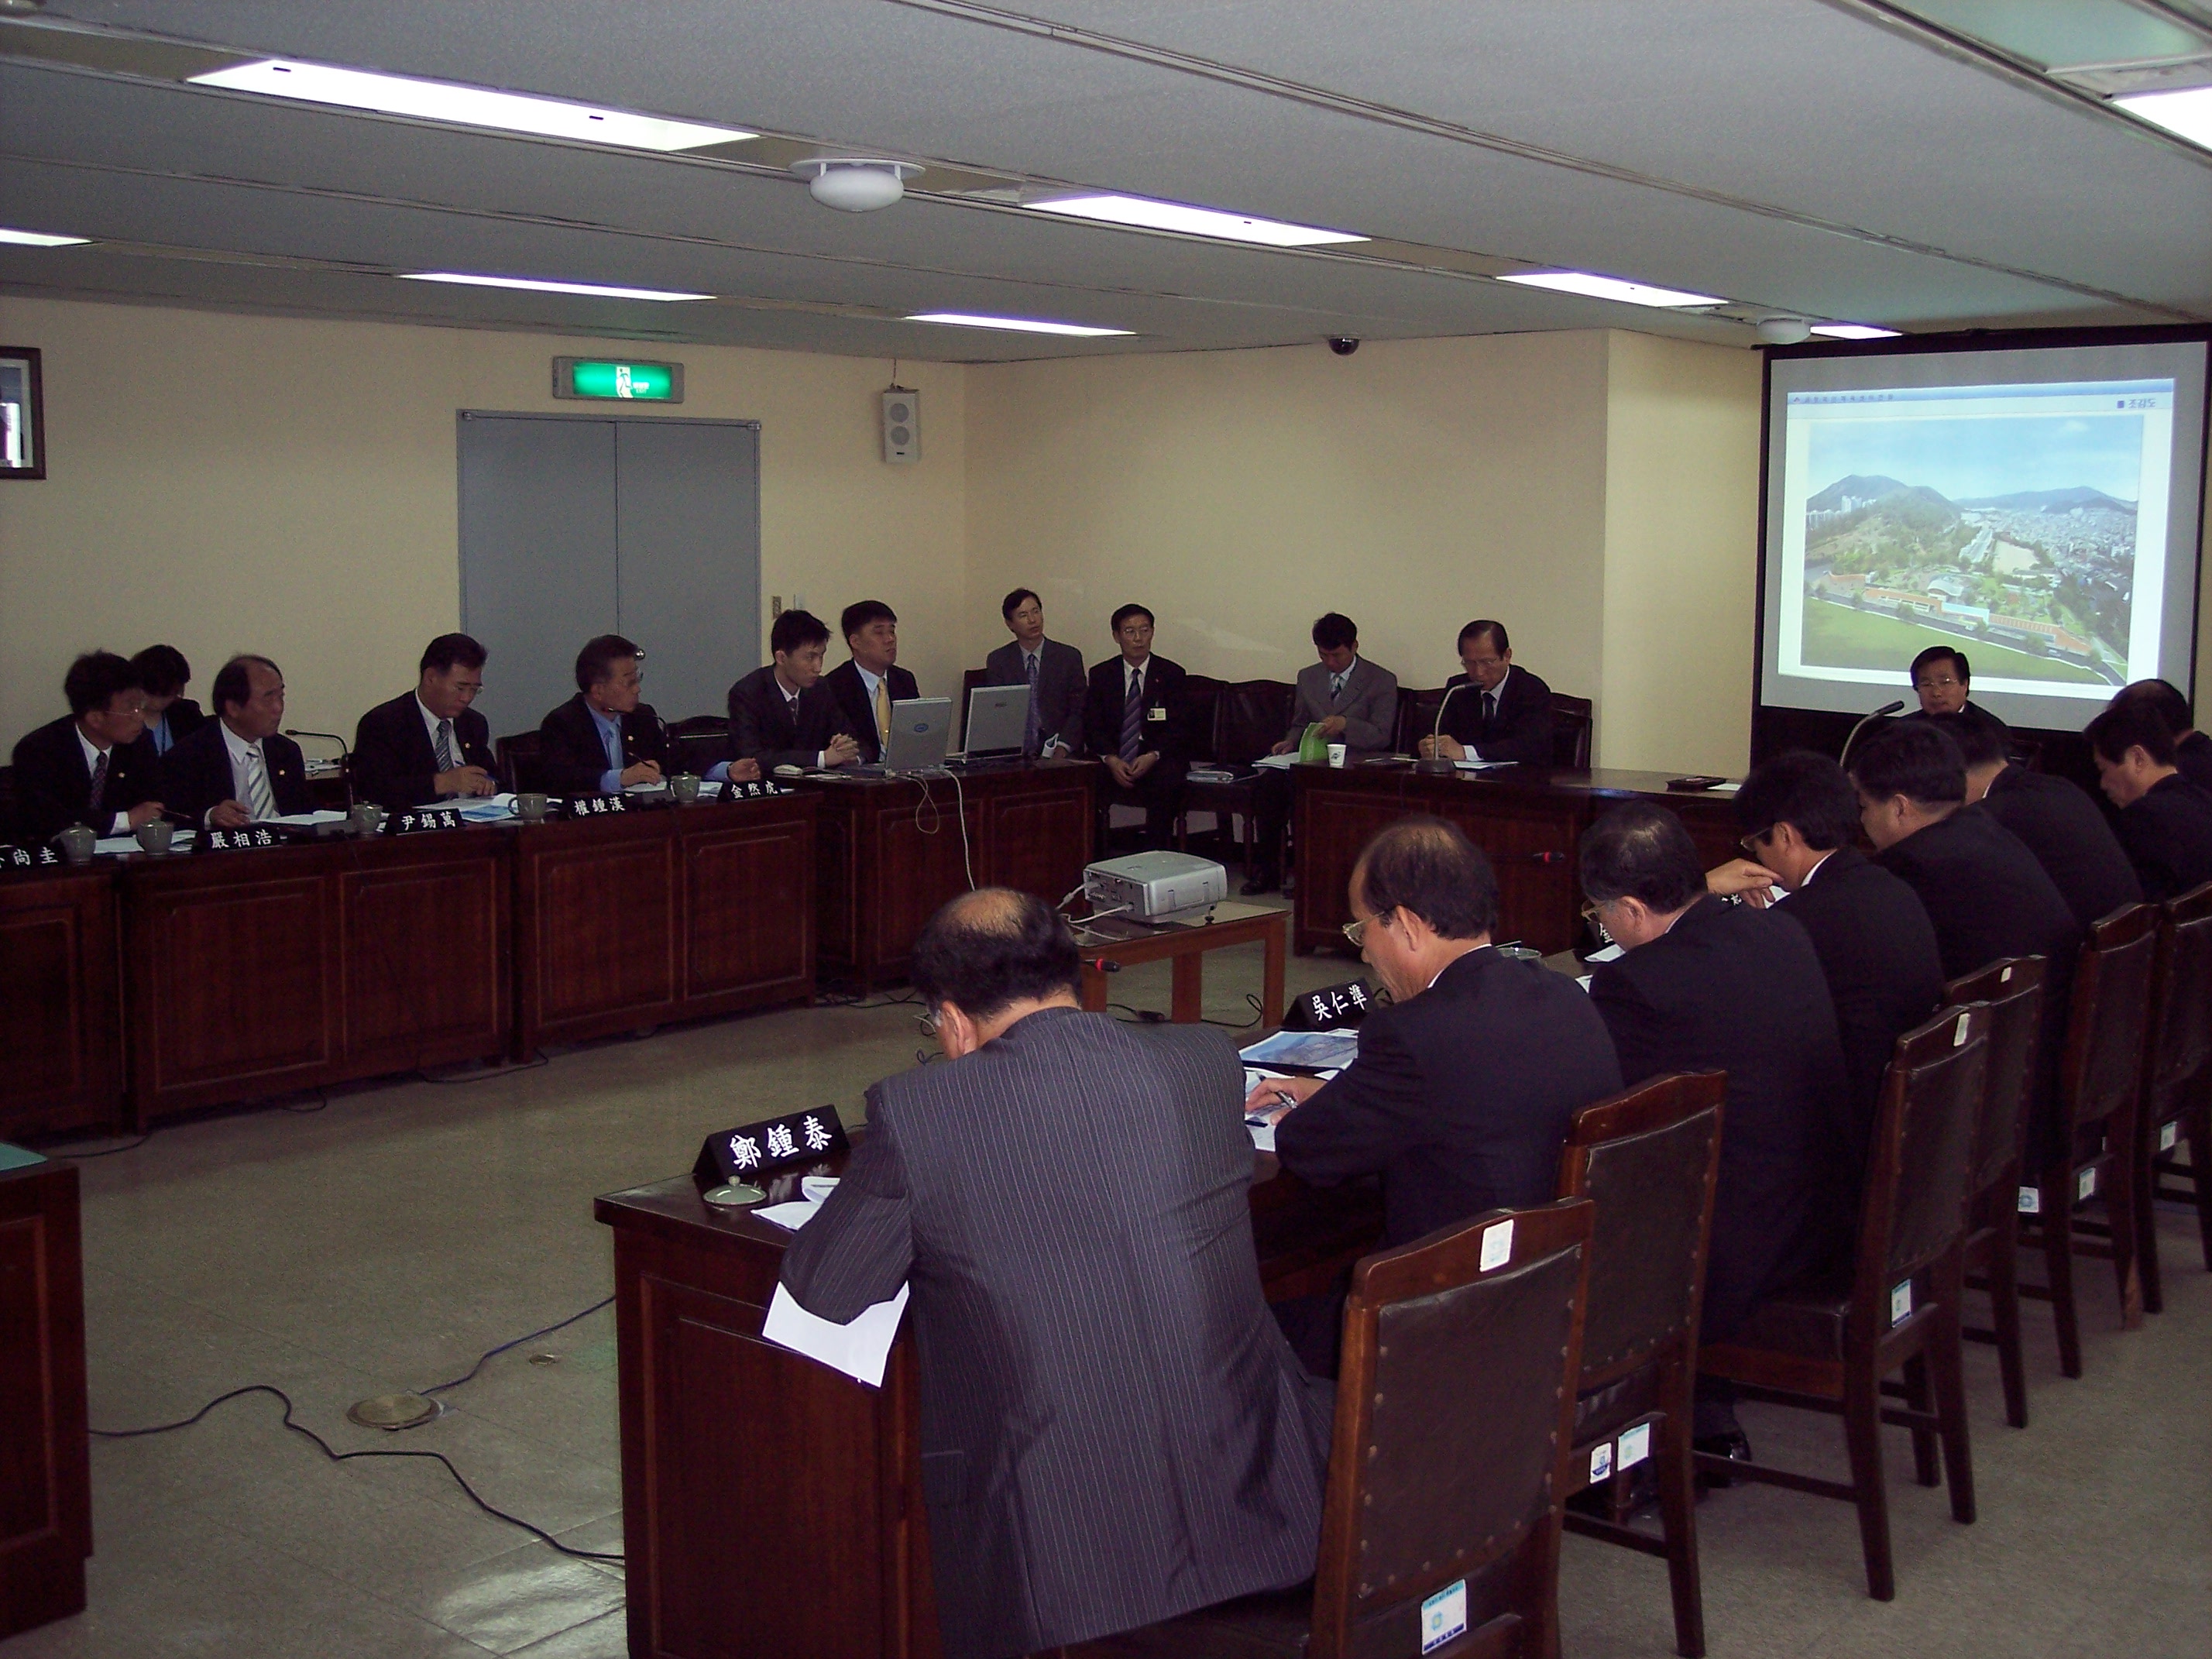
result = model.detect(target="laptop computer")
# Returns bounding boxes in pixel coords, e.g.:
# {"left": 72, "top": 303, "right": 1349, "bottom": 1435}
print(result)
{"left": 960, "top": 683, "right": 1031, "bottom": 761}
{"left": 853, "top": 697, "right": 954, "bottom": 775}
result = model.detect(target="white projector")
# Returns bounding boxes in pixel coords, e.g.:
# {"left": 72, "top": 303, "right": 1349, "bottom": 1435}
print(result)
{"left": 1084, "top": 851, "right": 1228, "bottom": 921}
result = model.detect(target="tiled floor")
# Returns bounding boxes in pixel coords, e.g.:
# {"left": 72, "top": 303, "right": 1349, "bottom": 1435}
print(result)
{"left": 7, "top": 911, "right": 2208, "bottom": 1656}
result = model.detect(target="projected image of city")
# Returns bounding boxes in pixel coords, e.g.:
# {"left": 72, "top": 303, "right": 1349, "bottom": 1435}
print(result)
{"left": 1799, "top": 408, "right": 2145, "bottom": 688}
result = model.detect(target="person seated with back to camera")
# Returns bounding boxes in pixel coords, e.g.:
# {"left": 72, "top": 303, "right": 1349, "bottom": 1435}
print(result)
{"left": 1415, "top": 618, "right": 1553, "bottom": 765}
{"left": 727, "top": 608, "right": 860, "bottom": 772}
{"left": 2114, "top": 678, "right": 2212, "bottom": 793}
{"left": 1242, "top": 611, "right": 1399, "bottom": 895}
{"left": 2084, "top": 697, "right": 2212, "bottom": 904}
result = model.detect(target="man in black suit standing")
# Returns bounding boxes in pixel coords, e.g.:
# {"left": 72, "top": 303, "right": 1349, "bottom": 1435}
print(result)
{"left": 2115, "top": 678, "right": 2212, "bottom": 792}
{"left": 11, "top": 651, "right": 167, "bottom": 843}
{"left": 821, "top": 599, "right": 920, "bottom": 764}
{"left": 349, "top": 634, "right": 500, "bottom": 810}
{"left": 782, "top": 889, "right": 1330, "bottom": 1659}
{"left": 160, "top": 654, "right": 315, "bottom": 826}
{"left": 1706, "top": 751, "right": 1943, "bottom": 1173}
{"left": 2087, "top": 699, "right": 2212, "bottom": 903}
{"left": 1582, "top": 801, "right": 1850, "bottom": 1469}
{"left": 1417, "top": 618, "right": 1554, "bottom": 765}
{"left": 727, "top": 609, "right": 860, "bottom": 772}
{"left": 538, "top": 634, "right": 685, "bottom": 796}
{"left": 130, "top": 644, "right": 205, "bottom": 759}
{"left": 1082, "top": 603, "right": 1194, "bottom": 852}
{"left": 983, "top": 587, "right": 1086, "bottom": 757}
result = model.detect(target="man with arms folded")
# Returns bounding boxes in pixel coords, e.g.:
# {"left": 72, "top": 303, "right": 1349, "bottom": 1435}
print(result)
{"left": 983, "top": 587, "right": 1085, "bottom": 757}
{"left": 823, "top": 599, "right": 919, "bottom": 764}
{"left": 12, "top": 651, "right": 165, "bottom": 842}
{"left": 1705, "top": 752, "right": 1943, "bottom": 1175}
{"left": 781, "top": 889, "right": 1330, "bottom": 1659}
{"left": 1901, "top": 645, "right": 2008, "bottom": 747}
{"left": 1243, "top": 612, "right": 1400, "bottom": 895}
{"left": 350, "top": 633, "right": 500, "bottom": 809}
{"left": 2085, "top": 699, "right": 2212, "bottom": 903}
{"left": 1083, "top": 603, "right": 1194, "bottom": 852}
{"left": 1250, "top": 816, "right": 1620, "bottom": 1374}
{"left": 2114, "top": 678, "right": 2212, "bottom": 792}
{"left": 1582, "top": 801, "right": 1850, "bottom": 1472}
{"left": 727, "top": 609, "right": 860, "bottom": 771}
{"left": 161, "top": 654, "right": 314, "bottom": 828}
{"left": 1416, "top": 618, "right": 1553, "bottom": 766}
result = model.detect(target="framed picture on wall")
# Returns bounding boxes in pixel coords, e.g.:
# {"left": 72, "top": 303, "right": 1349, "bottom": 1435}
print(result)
{"left": 2, "top": 347, "right": 46, "bottom": 479}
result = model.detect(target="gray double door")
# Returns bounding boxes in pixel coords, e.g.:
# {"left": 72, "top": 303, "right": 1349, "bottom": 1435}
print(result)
{"left": 457, "top": 411, "right": 761, "bottom": 741}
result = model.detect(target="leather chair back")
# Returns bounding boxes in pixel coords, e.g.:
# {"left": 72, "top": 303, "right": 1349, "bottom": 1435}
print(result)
{"left": 1549, "top": 694, "right": 1594, "bottom": 770}
{"left": 1213, "top": 679, "right": 1295, "bottom": 768}
{"left": 1942, "top": 957, "right": 2047, "bottom": 1194}
{"left": 2148, "top": 881, "right": 2212, "bottom": 1098}
{"left": 1181, "top": 675, "right": 1223, "bottom": 763}
{"left": 957, "top": 667, "right": 991, "bottom": 747}
{"left": 1556, "top": 1072, "right": 1725, "bottom": 1380}
{"left": 666, "top": 713, "right": 730, "bottom": 775}
{"left": 494, "top": 731, "right": 545, "bottom": 795}
{"left": 2060, "top": 905, "right": 2159, "bottom": 1132}
{"left": 1395, "top": 687, "right": 1451, "bottom": 756}
{"left": 1310, "top": 1199, "right": 1593, "bottom": 1659}
{"left": 1867, "top": 1005, "right": 1988, "bottom": 1294}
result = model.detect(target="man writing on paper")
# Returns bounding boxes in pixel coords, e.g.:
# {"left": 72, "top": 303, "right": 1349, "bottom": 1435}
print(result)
{"left": 781, "top": 889, "right": 1329, "bottom": 1659}
{"left": 350, "top": 633, "right": 500, "bottom": 809}
{"left": 1416, "top": 619, "right": 1554, "bottom": 766}
{"left": 2086, "top": 699, "right": 2212, "bottom": 903}
{"left": 1243, "top": 612, "right": 1400, "bottom": 895}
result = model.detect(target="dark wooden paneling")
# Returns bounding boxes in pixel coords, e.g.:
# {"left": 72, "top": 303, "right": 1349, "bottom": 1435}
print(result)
{"left": 979, "top": 781, "right": 1093, "bottom": 904}
{"left": 338, "top": 840, "right": 510, "bottom": 1070}
{"left": 519, "top": 832, "right": 677, "bottom": 1036}
{"left": 0, "top": 1162, "right": 89, "bottom": 1641}
{"left": 679, "top": 806, "right": 816, "bottom": 1008}
{"left": 0, "top": 872, "right": 120, "bottom": 1140}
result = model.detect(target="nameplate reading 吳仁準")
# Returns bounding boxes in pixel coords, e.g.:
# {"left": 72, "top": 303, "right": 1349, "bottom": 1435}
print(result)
{"left": 695, "top": 1104, "right": 849, "bottom": 1187}
{"left": 562, "top": 795, "right": 628, "bottom": 818}
{"left": 385, "top": 805, "right": 466, "bottom": 834}
{"left": 0, "top": 843, "right": 64, "bottom": 870}
{"left": 1287, "top": 979, "right": 1377, "bottom": 1031}
{"left": 203, "top": 826, "right": 282, "bottom": 851}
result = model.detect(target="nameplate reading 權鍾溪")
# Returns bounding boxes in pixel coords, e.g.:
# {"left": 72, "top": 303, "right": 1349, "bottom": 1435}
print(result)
{"left": 202, "top": 826, "right": 283, "bottom": 852}
{"left": 562, "top": 795, "right": 628, "bottom": 818}
{"left": 695, "top": 1104, "right": 850, "bottom": 1186}
{"left": 385, "top": 805, "right": 466, "bottom": 835}
{"left": 0, "top": 843, "right": 64, "bottom": 870}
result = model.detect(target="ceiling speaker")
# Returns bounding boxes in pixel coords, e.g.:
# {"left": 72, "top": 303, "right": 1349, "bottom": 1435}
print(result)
{"left": 882, "top": 386, "right": 920, "bottom": 464}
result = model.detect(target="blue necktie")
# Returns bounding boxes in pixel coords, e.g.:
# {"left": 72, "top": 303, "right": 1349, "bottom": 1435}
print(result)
{"left": 604, "top": 720, "right": 623, "bottom": 774}
{"left": 1120, "top": 669, "right": 1143, "bottom": 764}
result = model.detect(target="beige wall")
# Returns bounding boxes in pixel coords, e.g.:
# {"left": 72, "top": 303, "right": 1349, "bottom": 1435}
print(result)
{"left": 0, "top": 296, "right": 968, "bottom": 743}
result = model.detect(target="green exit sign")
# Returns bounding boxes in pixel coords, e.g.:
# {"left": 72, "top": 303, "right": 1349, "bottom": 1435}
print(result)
{"left": 552, "top": 356, "right": 684, "bottom": 403}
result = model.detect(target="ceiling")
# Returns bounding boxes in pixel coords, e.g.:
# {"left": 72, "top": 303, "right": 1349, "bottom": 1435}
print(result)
{"left": 1, "top": 0, "right": 2209, "bottom": 361}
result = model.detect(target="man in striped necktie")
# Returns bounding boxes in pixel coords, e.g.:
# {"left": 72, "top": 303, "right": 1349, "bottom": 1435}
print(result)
{"left": 1082, "top": 604, "right": 1191, "bottom": 853}
{"left": 158, "top": 654, "right": 317, "bottom": 827}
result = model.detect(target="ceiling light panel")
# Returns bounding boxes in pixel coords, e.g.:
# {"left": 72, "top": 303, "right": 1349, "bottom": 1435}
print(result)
{"left": 1023, "top": 194, "right": 1365, "bottom": 247}
{"left": 187, "top": 59, "right": 754, "bottom": 152}
{"left": 2118, "top": 84, "right": 2212, "bottom": 147}
{"left": 1496, "top": 270, "right": 1726, "bottom": 308}
{"left": 398, "top": 273, "right": 713, "bottom": 301}
{"left": 906, "top": 311, "right": 1133, "bottom": 337}
{"left": 0, "top": 227, "right": 91, "bottom": 246}
{"left": 1810, "top": 323, "right": 1905, "bottom": 339}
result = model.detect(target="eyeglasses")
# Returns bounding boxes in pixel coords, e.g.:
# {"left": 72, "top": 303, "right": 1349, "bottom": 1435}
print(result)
{"left": 1738, "top": 832, "right": 1770, "bottom": 859}
{"left": 1578, "top": 899, "right": 1606, "bottom": 926}
{"left": 1915, "top": 676, "right": 1961, "bottom": 690}
{"left": 1341, "top": 911, "right": 1389, "bottom": 948}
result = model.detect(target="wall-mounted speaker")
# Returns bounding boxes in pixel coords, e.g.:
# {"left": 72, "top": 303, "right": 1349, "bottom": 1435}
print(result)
{"left": 881, "top": 386, "right": 920, "bottom": 464}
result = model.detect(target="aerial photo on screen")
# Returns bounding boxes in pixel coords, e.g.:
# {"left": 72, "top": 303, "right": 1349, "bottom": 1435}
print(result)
{"left": 1800, "top": 408, "right": 2144, "bottom": 689}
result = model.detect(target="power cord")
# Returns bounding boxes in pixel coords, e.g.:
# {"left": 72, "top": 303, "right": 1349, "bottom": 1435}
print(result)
{"left": 417, "top": 1296, "right": 614, "bottom": 1396}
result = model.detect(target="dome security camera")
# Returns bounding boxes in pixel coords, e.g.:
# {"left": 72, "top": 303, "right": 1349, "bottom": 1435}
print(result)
{"left": 1753, "top": 315, "right": 1813, "bottom": 346}
{"left": 1327, "top": 337, "right": 1360, "bottom": 356}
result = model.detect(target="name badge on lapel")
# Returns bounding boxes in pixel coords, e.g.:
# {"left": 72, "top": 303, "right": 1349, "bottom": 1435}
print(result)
{"left": 1146, "top": 705, "right": 1167, "bottom": 722}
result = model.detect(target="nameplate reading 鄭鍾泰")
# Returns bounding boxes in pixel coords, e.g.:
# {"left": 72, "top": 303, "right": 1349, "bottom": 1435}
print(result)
{"left": 562, "top": 795, "right": 628, "bottom": 819}
{"left": 0, "top": 843, "right": 64, "bottom": 870}
{"left": 203, "top": 826, "right": 282, "bottom": 852}
{"left": 695, "top": 1104, "right": 850, "bottom": 1187}
{"left": 386, "top": 805, "right": 466, "bottom": 835}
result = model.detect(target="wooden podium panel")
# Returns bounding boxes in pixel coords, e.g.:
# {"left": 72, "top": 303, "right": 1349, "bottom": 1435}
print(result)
{"left": 678, "top": 804, "right": 816, "bottom": 1009}
{"left": 0, "top": 1158, "right": 90, "bottom": 1642}
{"left": 0, "top": 870, "right": 122, "bottom": 1141}
{"left": 338, "top": 840, "right": 511, "bottom": 1072}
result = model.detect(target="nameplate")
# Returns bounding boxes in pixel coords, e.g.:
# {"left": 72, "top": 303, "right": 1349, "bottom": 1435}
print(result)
{"left": 0, "top": 843, "right": 63, "bottom": 870}
{"left": 563, "top": 794, "right": 627, "bottom": 818}
{"left": 203, "top": 826, "right": 283, "bottom": 851}
{"left": 720, "top": 780, "right": 788, "bottom": 800}
{"left": 385, "top": 805, "right": 466, "bottom": 834}
{"left": 1285, "top": 978, "right": 1378, "bottom": 1031}
{"left": 694, "top": 1104, "right": 849, "bottom": 1184}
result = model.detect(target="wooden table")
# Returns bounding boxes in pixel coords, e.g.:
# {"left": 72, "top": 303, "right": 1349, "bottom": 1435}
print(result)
{"left": 1077, "top": 902, "right": 1289, "bottom": 1029}
{"left": 596, "top": 1146, "right": 1382, "bottom": 1659}
{"left": 1293, "top": 762, "right": 1743, "bottom": 957}
{"left": 0, "top": 1154, "right": 89, "bottom": 1641}
{"left": 801, "top": 762, "right": 1094, "bottom": 990}
{"left": 0, "top": 866, "right": 122, "bottom": 1142}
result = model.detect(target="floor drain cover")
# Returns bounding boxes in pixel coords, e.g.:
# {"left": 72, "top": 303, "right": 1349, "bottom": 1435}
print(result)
{"left": 347, "top": 1392, "right": 441, "bottom": 1431}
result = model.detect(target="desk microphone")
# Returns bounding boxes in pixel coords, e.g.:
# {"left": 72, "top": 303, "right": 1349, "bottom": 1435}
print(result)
{"left": 1416, "top": 683, "right": 1468, "bottom": 775}
{"left": 1838, "top": 702, "right": 1905, "bottom": 769}
{"left": 1088, "top": 957, "right": 1123, "bottom": 974}
{"left": 285, "top": 730, "right": 354, "bottom": 809}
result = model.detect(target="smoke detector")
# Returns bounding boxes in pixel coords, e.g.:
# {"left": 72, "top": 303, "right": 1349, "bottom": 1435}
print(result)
{"left": 792, "top": 158, "right": 922, "bottom": 212}
{"left": 1753, "top": 315, "right": 1814, "bottom": 346}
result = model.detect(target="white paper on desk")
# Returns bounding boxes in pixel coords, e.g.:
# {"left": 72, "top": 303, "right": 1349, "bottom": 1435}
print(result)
{"left": 1248, "top": 1121, "right": 1277, "bottom": 1152}
{"left": 1453, "top": 757, "right": 1508, "bottom": 772}
{"left": 762, "top": 1282, "right": 908, "bottom": 1388}
{"left": 273, "top": 809, "right": 349, "bottom": 826}
{"left": 1242, "top": 1029, "right": 1360, "bottom": 1070}
{"left": 96, "top": 830, "right": 201, "bottom": 855}
{"left": 1707, "top": 781, "right": 1742, "bottom": 795}
{"left": 1252, "top": 751, "right": 1299, "bottom": 770}
{"left": 1584, "top": 943, "right": 1624, "bottom": 963}
{"left": 755, "top": 1200, "right": 824, "bottom": 1231}
{"left": 1576, "top": 975, "right": 1594, "bottom": 994}
{"left": 457, "top": 793, "right": 517, "bottom": 822}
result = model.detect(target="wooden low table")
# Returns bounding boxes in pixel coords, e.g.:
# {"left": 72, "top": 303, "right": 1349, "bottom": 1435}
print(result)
{"left": 1076, "top": 901, "right": 1289, "bottom": 1029}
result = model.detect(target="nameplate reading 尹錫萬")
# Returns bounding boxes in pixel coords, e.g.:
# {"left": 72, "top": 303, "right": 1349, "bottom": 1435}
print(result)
{"left": 386, "top": 806, "right": 466, "bottom": 834}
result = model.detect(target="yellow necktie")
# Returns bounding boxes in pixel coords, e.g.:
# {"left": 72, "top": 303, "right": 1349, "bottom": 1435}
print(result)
{"left": 874, "top": 676, "right": 891, "bottom": 746}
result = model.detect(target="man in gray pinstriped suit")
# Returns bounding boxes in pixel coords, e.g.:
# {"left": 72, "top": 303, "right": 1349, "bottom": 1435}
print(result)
{"left": 781, "top": 889, "right": 1330, "bottom": 1659}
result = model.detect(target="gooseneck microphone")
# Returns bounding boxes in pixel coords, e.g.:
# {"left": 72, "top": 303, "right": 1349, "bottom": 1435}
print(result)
{"left": 1839, "top": 701, "right": 1905, "bottom": 769}
{"left": 1416, "top": 682, "right": 1468, "bottom": 775}
{"left": 284, "top": 729, "right": 354, "bottom": 809}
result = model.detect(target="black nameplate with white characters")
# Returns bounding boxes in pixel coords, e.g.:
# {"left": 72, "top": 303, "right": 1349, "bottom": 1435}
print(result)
{"left": 720, "top": 780, "right": 788, "bottom": 801}
{"left": 0, "top": 843, "right": 64, "bottom": 871}
{"left": 562, "top": 794, "right": 628, "bottom": 819}
{"left": 385, "top": 805, "right": 466, "bottom": 834}
{"left": 1284, "top": 978, "right": 1379, "bottom": 1032}
{"left": 694, "top": 1104, "right": 849, "bottom": 1187}
{"left": 202, "top": 826, "right": 283, "bottom": 851}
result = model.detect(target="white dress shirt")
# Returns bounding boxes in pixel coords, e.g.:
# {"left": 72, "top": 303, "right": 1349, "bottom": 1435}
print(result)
{"left": 220, "top": 721, "right": 276, "bottom": 821}
{"left": 75, "top": 726, "right": 129, "bottom": 835}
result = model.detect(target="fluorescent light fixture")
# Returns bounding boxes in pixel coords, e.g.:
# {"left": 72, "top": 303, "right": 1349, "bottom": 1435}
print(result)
{"left": 399, "top": 272, "right": 713, "bottom": 302}
{"left": 0, "top": 228, "right": 91, "bottom": 247}
{"left": 2117, "top": 85, "right": 2212, "bottom": 149}
{"left": 1811, "top": 323, "right": 1903, "bottom": 341}
{"left": 1025, "top": 194, "right": 1365, "bottom": 248}
{"left": 189, "top": 59, "right": 754, "bottom": 152}
{"left": 906, "top": 311, "right": 1132, "bottom": 338}
{"left": 1497, "top": 270, "right": 1726, "bottom": 308}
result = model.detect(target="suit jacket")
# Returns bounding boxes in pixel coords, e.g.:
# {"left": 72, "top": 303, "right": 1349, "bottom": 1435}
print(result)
{"left": 349, "top": 692, "right": 495, "bottom": 811}
{"left": 1589, "top": 896, "right": 1851, "bottom": 1339}
{"left": 1439, "top": 665, "right": 1554, "bottom": 764}
{"left": 823, "top": 660, "right": 922, "bottom": 764}
{"left": 1283, "top": 657, "right": 1400, "bottom": 752}
{"left": 1773, "top": 848, "right": 1945, "bottom": 1180}
{"left": 1977, "top": 763, "right": 2142, "bottom": 931}
{"left": 159, "top": 720, "right": 314, "bottom": 824}
{"left": 9, "top": 716, "right": 164, "bottom": 841}
{"left": 2176, "top": 729, "right": 2212, "bottom": 794}
{"left": 1904, "top": 699, "right": 2007, "bottom": 745}
{"left": 2115, "top": 774, "right": 2212, "bottom": 904}
{"left": 782, "top": 1010, "right": 1331, "bottom": 1659}
{"left": 536, "top": 694, "right": 671, "bottom": 795}
{"left": 985, "top": 637, "right": 1087, "bottom": 756}
{"left": 1276, "top": 946, "right": 1623, "bottom": 1248}
{"left": 146, "top": 697, "right": 207, "bottom": 756}
{"left": 726, "top": 665, "right": 854, "bottom": 772}
{"left": 1083, "top": 654, "right": 1195, "bottom": 766}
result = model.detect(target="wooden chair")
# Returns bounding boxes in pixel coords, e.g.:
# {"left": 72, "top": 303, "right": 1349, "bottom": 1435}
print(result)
{"left": 1177, "top": 678, "right": 1293, "bottom": 867}
{"left": 2018, "top": 903, "right": 2159, "bottom": 1376}
{"left": 1554, "top": 1073, "right": 1726, "bottom": 1658}
{"left": 1942, "top": 956, "right": 2046, "bottom": 1429}
{"left": 1697, "top": 1004, "right": 1988, "bottom": 1602}
{"left": 1548, "top": 694, "right": 1594, "bottom": 770}
{"left": 493, "top": 731, "right": 544, "bottom": 795}
{"left": 2137, "top": 880, "right": 2212, "bottom": 1312}
{"left": 1072, "top": 1199, "right": 1596, "bottom": 1659}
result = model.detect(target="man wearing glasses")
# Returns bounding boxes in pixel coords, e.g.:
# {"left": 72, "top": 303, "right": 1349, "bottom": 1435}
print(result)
{"left": 1902, "top": 646, "right": 2007, "bottom": 747}
{"left": 539, "top": 634, "right": 687, "bottom": 795}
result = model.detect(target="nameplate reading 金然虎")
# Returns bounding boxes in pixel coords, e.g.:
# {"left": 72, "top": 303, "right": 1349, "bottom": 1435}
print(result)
{"left": 385, "top": 805, "right": 466, "bottom": 834}
{"left": 721, "top": 780, "right": 788, "bottom": 800}
{"left": 202, "top": 826, "right": 282, "bottom": 851}
{"left": 695, "top": 1104, "right": 850, "bottom": 1187}
{"left": 0, "top": 843, "right": 64, "bottom": 870}
{"left": 562, "top": 795, "right": 629, "bottom": 818}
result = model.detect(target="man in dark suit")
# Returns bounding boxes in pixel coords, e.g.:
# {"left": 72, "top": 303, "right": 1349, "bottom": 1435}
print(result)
{"left": 2087, "top": 699, "right": 2212, "bottom": 903}
{"left": 2114, "top": 678, "right": 2212, "bottom": 798}
{"left": 537, "top": 634, "right": 678, "bottom": 796}
{"left": 983, "top": 587, "right": 1086, "bottom": 757}
{"left": 782, "top": 889, "right": 1330, "bottom": 1659}
{"left": 1245, "top": 612, "right": 1402, "bottom": 893}
{"left": 160, "top": 654, "right": 315, "bottom": 826}
{"left": 1901, "top": 644, "right": 2008, "bottom": 749}
{"left": 1082, "top": 603, "right": 1194, "bottom": 851}
{"left": 1706, "top": 751, "right": 1943, "bottom": 1175}
{"left": 727, "top": 608, "right": 860, "bottom": 772}
{"left": 1417, "top": 618, "right": 1554, "bottom": 765}
{"left": 1934, "top": 711, "right": 2141, "bottom": 931}
{"left": 821, "top": 599, "right": 920, "bottom": 764}
{"left": 1582, "top": 801, "right": 1850, "bottom": 1469}
{"left": 130, "top": 644, "right": 205, "bottom": 759}
{"left": 349, "top": 634, "right": 500, "bottom": 810}
{"left": 11, "top": 651, "right": 167, "bottom": 843}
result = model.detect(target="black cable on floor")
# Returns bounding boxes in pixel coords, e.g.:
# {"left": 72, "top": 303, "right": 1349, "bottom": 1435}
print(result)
{"left": 89, "top": 1384, "right": 623, "bottom": 1565}
{"left": 419, "top": 1297, "right": 615, "bottom": 1396}
{"left": 50, "top": 1133, "right": 154, "bottom": 1159}
{"left": 414, "top": 1053, "right": 551, "bottom": 1085}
